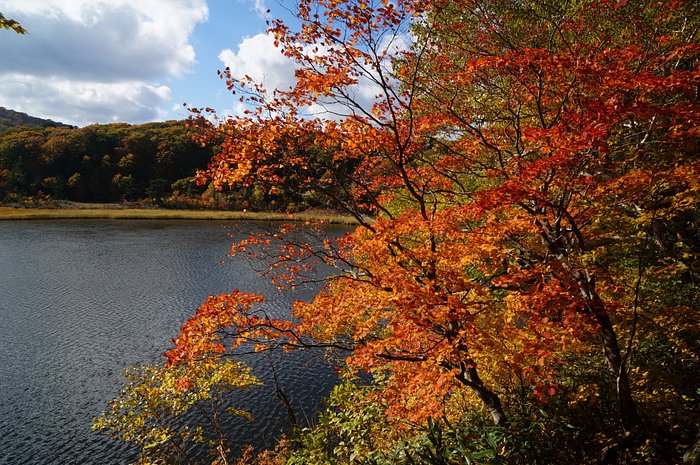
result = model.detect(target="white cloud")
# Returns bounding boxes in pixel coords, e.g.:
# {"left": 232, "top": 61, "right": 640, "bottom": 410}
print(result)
{"left": 0, "top": 74, "right": 173, "bottom": 126}
{"left": 217, "top": 33, "right": 367, "bottom": 119}
{"left": 0, "top": 0, "right": 208, "bottom": 125}
{"left": 216, "top": 30, "right": 412, "bottom": 120}
{"left": 218, "top": 33, "right": 297, "bottom": 94}
{"left": 252, "top": 0, "right": 269, "bottom": 19}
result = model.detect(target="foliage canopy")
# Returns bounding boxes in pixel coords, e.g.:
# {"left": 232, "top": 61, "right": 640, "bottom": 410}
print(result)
{"left": 99, "top": 0, "right": 699, "bottom": 463}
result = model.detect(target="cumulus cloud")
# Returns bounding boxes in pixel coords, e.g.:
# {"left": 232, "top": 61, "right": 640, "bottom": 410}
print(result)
{"left": 217, "top": 30, "right": 411, "bottom": 120}
{"left": 218, "top": 33, "right": 297, "bottom": 94}
{"left": 0, "top": 0, "right": 208, "bottom": 125}
{"left": 0, "top": 74, "right": 172, "bottom": 126}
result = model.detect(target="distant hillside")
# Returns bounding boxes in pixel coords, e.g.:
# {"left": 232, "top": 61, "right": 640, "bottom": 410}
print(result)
{"left": 0, "top": 107, "right": 74, "bottom": 131}
{"left": 0, "top": 117, "right": 346, "bottom": 212}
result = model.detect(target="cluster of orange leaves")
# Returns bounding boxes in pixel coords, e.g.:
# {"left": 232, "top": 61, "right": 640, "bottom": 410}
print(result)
{"left": 172, "top": 0, "right": 698, "bottom": 428}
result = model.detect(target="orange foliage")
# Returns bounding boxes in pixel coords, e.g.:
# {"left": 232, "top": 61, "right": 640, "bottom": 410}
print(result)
{"left": 174, "top": 0, "right": 698, "bottom": 432}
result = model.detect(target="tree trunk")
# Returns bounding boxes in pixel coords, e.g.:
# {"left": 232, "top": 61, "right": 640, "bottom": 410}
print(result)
{"left": 538, "top": 218, "right": 641, "bottom": 430}
{"left": 455, "top": 359, "right": 509, "bottom": 427}
{"left": 594, "top": 306, "right": 641, "bottom": 431}
{"left": 578, "top": 272, "right": 641, "bottom": 431}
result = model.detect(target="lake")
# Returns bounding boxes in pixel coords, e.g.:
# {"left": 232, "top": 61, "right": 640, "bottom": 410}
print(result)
{"left": 0, "top": 220, "right": 345, "bottom": 464}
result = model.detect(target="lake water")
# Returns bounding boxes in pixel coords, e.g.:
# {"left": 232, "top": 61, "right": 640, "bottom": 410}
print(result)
{"left": 0, "top": 220, "right": 346, "bottom": 465}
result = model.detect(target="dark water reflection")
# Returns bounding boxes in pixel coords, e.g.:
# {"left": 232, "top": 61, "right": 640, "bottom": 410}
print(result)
{"left": 0, "top": 220, "right": 346, "bottom": 465}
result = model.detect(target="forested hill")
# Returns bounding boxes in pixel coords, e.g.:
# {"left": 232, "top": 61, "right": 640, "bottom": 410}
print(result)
{"left": 0, "top": 119, "right": 214, "bottom": 205}
{"left": 0, "top": 114, "right": 344, "bottom": 212}
{"left": 0, "top": 107, "right": 74, "bottom": 131}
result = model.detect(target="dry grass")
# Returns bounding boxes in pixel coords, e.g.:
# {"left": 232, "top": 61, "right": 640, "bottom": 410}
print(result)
{"left": 0, "top": 206, "right": 358, "bottom": 225}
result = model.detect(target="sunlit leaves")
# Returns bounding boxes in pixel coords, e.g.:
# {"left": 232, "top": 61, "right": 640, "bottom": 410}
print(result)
{"left": 93, "top": 357, "right": 260, "bottom": 464}
{"left": 133, "top": 0, "right": 700, "bottom": 460}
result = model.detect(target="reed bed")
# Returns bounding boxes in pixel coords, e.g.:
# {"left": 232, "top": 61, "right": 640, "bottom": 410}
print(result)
{"left": 0, "top": 206, "right": 358, "bottom": 225}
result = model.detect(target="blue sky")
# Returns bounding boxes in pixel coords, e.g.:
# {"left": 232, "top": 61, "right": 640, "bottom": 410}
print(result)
{"left": 0, "top": 0, "right": 298, "bottom": 126}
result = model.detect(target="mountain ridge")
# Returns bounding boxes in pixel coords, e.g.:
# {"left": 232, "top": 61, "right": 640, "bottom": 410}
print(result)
{"left": 0, "top": 107, "right": 74, "bottom": 131}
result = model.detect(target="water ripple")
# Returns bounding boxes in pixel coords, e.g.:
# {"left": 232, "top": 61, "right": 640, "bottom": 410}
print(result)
{"left": 0, "top": 220, "right": 346, "bottom": 464}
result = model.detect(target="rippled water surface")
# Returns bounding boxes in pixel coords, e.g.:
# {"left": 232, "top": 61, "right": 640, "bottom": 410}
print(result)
{"left": 0, "top": 220, "right": 345, "bottom": 465}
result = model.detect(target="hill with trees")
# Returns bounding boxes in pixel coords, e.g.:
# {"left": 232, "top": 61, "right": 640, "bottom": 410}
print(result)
{"left": 0, "top": 107, "right": 73, "bottom": 131}
{"left": 0, "top": 120, "right": 213, "bottom": 205}
{"left": 0, "top": 117, "right": 347, "bottom": 211}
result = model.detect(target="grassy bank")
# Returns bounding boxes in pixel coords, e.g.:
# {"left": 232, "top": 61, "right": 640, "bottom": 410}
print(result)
{"left": 0, "top": 206, "right": 358, "bottom": 225}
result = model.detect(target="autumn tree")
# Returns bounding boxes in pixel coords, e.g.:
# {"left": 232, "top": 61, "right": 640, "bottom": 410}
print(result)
{"left": 94, "top": 356, "right": 260, "bottom": 464}
{"left": 103, "top": 0, "right": 699, "bottom": 462}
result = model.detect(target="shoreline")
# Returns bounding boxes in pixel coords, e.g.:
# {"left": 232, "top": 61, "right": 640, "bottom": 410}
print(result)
{"left": 0, "top": 206, "right": 358, "bottom": 225}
